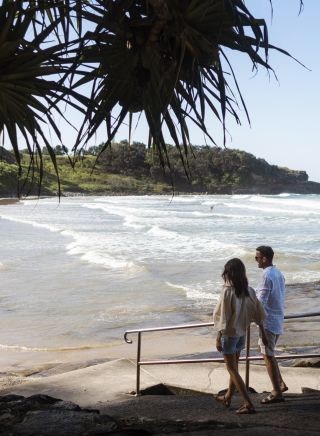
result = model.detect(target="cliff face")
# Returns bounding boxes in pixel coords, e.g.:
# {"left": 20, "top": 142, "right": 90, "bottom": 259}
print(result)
{"left": 1, "top": 144, "right": 320, "bottom": 196}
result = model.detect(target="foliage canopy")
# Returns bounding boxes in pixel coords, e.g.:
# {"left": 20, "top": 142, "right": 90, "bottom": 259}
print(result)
{"left": 0, "top": 0, "right": 303, "bottom": 195}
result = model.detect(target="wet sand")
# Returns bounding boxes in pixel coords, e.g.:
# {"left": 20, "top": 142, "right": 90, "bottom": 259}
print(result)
{"left": 0, "top": 197, "right": 19, "bottom": 205}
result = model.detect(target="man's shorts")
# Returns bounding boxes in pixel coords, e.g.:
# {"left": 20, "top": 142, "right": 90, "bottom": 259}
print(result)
{"left": 221, "top": 335, "right": 245, "bottom": 355}
{"left": 258, "top": 329, "right": 280, "bottom": 356}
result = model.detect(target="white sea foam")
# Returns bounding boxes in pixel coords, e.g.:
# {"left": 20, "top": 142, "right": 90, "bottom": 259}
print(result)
{"left": 166, "top": 281, "right": 220, "bottom": 301}
{"left": 248, "top": 195, "right": 320, "bottom": 210}
{"left": 231, "top": 194, "right": 252, "bottom": 199}
{"left": 285, "top": 270, "right": 320, "bottom": 284}
{"left": 278, "top": 193, "right": 291, "bottom": 197}
{"left": 65, "top": 237, "right": 138, "bottom": 270}
{"left": 0, "top": 213, "right": 61, "bottom": 232}
{"left": 147, "top": 225, "right": 185, "bottom": 240}
{"left": 171, "top": 197, "right": 200, "bottom": 203}
{"left": 224, "top": 202, "right": 320, "bottom": 216}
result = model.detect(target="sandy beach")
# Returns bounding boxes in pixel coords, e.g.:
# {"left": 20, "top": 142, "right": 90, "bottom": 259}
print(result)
{"left": 0, "top": 197, "right": 19, "bottom": 205}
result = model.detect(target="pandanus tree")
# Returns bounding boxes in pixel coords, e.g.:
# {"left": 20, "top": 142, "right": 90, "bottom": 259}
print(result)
{"left": 0, "top": 0, "right": 303, "bottom": 194}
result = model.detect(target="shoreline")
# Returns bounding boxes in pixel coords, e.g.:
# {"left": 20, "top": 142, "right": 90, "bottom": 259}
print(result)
{"left": 0, "top": 197, "right": 19, "bottom": 205}
{"left": 0, "top": 281, "right": 319, "bottom": 379}
{"left": 1, "top": 191, "right": 320, "bottom": 200}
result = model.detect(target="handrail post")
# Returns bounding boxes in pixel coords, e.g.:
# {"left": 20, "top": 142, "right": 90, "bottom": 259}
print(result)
{"left": 136, "top": 332, "right": 142, "bottom": 396}
{"left": 245, "top": 325, "right": 251, "bottom": 390}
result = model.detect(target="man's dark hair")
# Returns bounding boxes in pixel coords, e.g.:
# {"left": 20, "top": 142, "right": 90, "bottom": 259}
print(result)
{"left": 256, "top": 245, "right": 274, "bottom": 261}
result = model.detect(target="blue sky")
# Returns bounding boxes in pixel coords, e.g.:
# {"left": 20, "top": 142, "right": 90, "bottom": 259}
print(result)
{"left": 221, "top": 0, "right": 320, "bottom": 183}
{"left": 113, "top": 0, "right": 320, "bottom": 182}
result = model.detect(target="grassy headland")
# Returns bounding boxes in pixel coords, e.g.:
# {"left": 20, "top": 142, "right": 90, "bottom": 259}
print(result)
{"left": 1, "top": 143, "right": 319, "bottom": 197}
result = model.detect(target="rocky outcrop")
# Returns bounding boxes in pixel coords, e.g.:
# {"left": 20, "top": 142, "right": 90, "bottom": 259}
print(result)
{"left": 2, "top": 391, "right": 320, "bottom": 435}
{"left": 0, "top": 394, "right": 119, "bottom": 436}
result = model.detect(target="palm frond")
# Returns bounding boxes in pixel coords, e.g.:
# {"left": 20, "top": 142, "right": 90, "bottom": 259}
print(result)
{"left": 0, "top": 1, "right": 88, "bottom": 195}
{"left": 0, "top": 0, "right": 304, "bottom": 192}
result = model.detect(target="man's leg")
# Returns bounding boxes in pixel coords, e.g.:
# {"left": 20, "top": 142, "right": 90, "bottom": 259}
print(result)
{"left": 263, "top": 354, "right": 283, "bottom": 397}
{"left": 259, "top": 330, "right": 286, "bottom": 398}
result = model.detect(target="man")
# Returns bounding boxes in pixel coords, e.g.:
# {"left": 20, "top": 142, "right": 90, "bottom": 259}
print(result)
{"left": 255, "top": 245, "right": 288, "bottom": 403}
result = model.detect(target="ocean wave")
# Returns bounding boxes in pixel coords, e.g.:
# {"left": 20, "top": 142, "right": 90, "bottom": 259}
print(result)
{"left": 248, "top": 195, "right": 320, "bottom": 210}
{"left": 83, "top": 202, "right": 173, "bottom": 229}
{"left": 225, "top": 202, "right": 320, "bottom": 216}
{"left": 166, "top": 281, "right": 220, "bottom": 301}
{"left": 147, "top": 225, "right": 186, "bottom": 240}
{"left": 0, "top": 213, "right": 61, "bottom": 232}
{"left": 285, "top": 270, "right": 320, "bottom": 284}
{"left": 201, "top": 200, "right": 226, "bottom": 207}
{"left": 66, "top": 240, "right": 139, "bottom": 270}
{"left": 230, "top": 194, "right": 252, "bottom": 199}
{"left": 170, "top": 196, "right": 200, "bottom": 203}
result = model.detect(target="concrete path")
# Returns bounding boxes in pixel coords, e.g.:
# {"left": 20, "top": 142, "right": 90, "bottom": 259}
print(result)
{"left": 1, "top": 359, "right": 320, "bottom": 435}
{"left": 1, "top": 358, "right": 319, "bottom": 408}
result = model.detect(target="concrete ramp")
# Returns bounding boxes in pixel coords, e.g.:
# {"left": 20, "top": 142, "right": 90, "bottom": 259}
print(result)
{"left": 1, "top": 359, "right": 319, "bottom": 410}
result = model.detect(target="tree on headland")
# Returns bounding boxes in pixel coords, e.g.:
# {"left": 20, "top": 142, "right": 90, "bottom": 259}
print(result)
{"left": 0, "top": 0, "right": 303, "bottom": 195}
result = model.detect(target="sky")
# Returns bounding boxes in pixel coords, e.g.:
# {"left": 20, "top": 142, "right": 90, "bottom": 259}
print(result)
{"left": 219, "top": 0, "right": 320, "bottom": 183}
{"left": 113, "top": 0, "right": 320, "bottom": 182}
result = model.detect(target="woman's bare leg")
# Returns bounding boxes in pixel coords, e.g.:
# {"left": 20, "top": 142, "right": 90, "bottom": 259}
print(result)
{"left": 226, "top": 351, "right": 240, "bottom": 400}
{"left": 224, "top": 353, "right": 253, "bottom": 408}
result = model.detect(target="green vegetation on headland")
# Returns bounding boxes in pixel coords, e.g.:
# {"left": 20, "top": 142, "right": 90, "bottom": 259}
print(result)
{"left": 1, "top": 143, "right": 320, "bottom": 197}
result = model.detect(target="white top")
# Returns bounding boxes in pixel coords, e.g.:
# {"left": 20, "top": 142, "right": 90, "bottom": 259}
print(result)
{"left": 257, "top": 265, "right": 286, "bottom": 335}
{"left": 213, "top": 285, "right": 266, "bottom": 337}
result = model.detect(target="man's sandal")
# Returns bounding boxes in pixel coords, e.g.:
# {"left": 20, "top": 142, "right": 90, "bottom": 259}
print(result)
{"left": 260, "top": 394, "right": 285, "bottom": 404}
{"left": 236, "top": 404, "right": 256, "bottom": 414}
{"left": 215, "top": 394, "right": 231, "bottom": 408}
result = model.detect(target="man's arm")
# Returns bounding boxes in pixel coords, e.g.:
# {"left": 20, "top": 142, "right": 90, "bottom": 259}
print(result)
{"left": 257, "top": 274, "right": 272, "bottom": 307}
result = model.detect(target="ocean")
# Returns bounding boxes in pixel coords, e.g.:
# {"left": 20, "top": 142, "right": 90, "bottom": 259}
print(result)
{"left": 0, "top": 194, "right": 320, "bottom": 356}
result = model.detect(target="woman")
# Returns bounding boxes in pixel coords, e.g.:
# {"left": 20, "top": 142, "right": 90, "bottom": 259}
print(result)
{"left": 213, "top": 258, "right": 268, "bottom": 414}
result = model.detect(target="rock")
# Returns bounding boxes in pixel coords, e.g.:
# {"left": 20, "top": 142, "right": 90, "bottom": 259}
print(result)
{"left": 0, "top": 394, "right": 25, "bottom": 403}
{"left": 302, "top": 387, "right": 320, "bottom": 394}
{"left": 13, "top": 410, "right": 117, "bottom": 436}
{"left": 0, "top": 394, "right": 118, "bottom": 436}
{"left": 292, "top": 358, "right": 320, "bottom": 368}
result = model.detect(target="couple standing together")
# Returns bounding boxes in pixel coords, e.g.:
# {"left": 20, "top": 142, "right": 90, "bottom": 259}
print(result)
{"left": 213, "top": 246, "right": 287, "bottom": 414}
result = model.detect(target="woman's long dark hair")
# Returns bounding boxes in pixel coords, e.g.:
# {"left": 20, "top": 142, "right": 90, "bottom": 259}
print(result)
{"left": 222, "top": 258, "right": 249, "bottom": 298}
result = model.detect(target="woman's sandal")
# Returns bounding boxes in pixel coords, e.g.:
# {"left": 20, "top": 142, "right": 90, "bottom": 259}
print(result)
{"left": 215, "top": 394, "right": 231, "bottom": 408}
{"left": 236, "top": 404, "right": 256, "bottom": 414}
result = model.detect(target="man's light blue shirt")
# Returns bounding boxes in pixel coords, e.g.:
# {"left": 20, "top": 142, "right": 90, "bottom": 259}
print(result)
{"left": 257, "top": 265, "right": 286, "bottom": 335}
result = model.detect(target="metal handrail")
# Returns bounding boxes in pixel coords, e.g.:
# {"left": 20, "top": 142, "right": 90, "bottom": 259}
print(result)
{"left": 124, "top": 312, "right": 320, "bottom": 395}
{"left": 124, "top": 321, "right": 215, "bottom": 343}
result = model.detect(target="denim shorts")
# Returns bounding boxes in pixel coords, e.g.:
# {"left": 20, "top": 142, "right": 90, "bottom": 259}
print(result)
{"left": 221, "top": 335, "right": 246, "bottom": 355}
